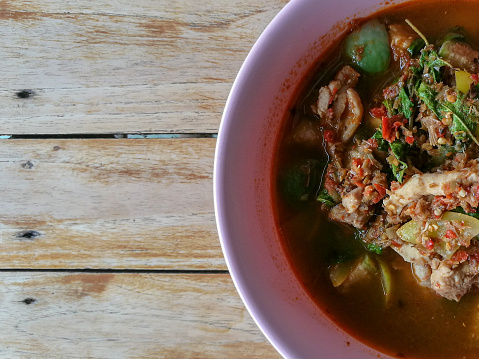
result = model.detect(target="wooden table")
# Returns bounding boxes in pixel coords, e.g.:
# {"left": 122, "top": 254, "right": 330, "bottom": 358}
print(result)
{"left": 0, "top": 1, "right": 288, "bottom": 357}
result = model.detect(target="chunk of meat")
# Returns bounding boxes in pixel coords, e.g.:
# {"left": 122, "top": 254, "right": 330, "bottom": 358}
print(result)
{"left": 292, "top": 119, "right": 321, "bottom": 145}
{"left": 383, "top": 163, "right": 479, "bottom": 220}
{"left": 317, "top": 86, "right": 332, "bottom": 118}
{"left": 315, "top": 66, "right": 363, "bottom": 142}
{"left": 342, "top": 187, "right": 363, "bottom": 213}
{"left": 413, "top": 263, "right": 432, "bottom": 286}
{"left": 392, "top": 242, "right": 430, "bottom": 266}
{"left": 430, "top": 261, "right": 479, "bottom": 301}
{"left": 334, "top": 65, "right": 360, "bottom": 89}
{"left": 339, "top": 88, "right": 364, "bottom": 143}
{"left": 388, "top": 24, "right": 418, "bottom": 64}
{"left": 421, "top": 115, "right": 444, "bottom": 147}
{"left": 329, "top": 203, "right": 373, "bottom": 229}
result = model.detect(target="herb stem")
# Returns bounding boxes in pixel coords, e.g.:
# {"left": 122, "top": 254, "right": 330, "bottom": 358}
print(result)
{"left": 405, "top": 19, "right": 429, "bottom": 46}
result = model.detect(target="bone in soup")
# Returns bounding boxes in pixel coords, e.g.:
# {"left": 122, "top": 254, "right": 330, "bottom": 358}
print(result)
{"left": 275, "top": 1, "right": 479, "bottom": 358}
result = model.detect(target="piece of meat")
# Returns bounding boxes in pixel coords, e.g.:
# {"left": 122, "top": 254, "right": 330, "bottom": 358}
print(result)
{"left": 338, "top": 88, "right": 363, "bottom": 143}
{"left": 388, "top": 24, "right": 418, "bottom": 67}
{"left": 413, "top": 263, "right": 432, "bottom": 286}
{"left": 421, "top": 115, "right": 444, "bottom": 147}
{"left": 334, "top": 65, "right": 360, "bottom": 89}
{"left": 317, "top": 86, "right": 332, "bottom": 118}
{"left": 329, "top": 203, "right": 373, "bottom": 229}
{"left": 383, "top": 163, "right": 479, "bottom": 220}
{"left": 388, "top": 24, "right": 416, "bottom": 54}
{"left": 392, "top": 243, "right": 430, "bottom": 266}
{"left": 430, "top": 261, "right": 479, "bottom": 301}
{"left": 342, "top": 187, "right": 363, "bottom": 213}
{"left": 292, "top": 119, "right": 321, "bottom": 145}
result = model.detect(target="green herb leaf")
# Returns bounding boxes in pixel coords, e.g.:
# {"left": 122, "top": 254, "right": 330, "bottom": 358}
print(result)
{"left": 280, "top": 159, "right": 321, "bottom": 208}
{"left": 399, "top": 87, "right": 414, "bottom": 119}
{"left": 365, "top": 242, "right": 383, "bottom": 254}
{"left": 372, "top": 129, "right": 390, "bottom": 152}
{"left": 407, "top": 38, "right": 426, "bottom": 57}
{"left": 390, "top": 140, "right": 408, "bottom": 183}
{"left": 382, "top": 99, "right": 396, "bottom": 117}
{"left": 417, "top": 82, "right": 441, "bottom": 118}
{"left": 419, "top": 49, "right": 447, "bottom": 82}
{"left": 440, "top": 92, "right": 478, "bottom": 143}
{"left": 317, "top": 189, "right": 337, "bottom": 207}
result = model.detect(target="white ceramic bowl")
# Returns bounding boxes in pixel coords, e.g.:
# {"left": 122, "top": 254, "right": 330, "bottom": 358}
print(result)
{"left": 214, "top": 0, "right": 411, "bottom": 358}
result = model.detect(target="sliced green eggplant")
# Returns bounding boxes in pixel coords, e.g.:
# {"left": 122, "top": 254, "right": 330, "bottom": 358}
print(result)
{"left": 345, "top": 19, "right": 391, "bottom": 74}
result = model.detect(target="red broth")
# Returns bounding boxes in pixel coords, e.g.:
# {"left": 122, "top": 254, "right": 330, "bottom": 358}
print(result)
{"left": 274, "top": 1, "right": 479, "bottom": 358}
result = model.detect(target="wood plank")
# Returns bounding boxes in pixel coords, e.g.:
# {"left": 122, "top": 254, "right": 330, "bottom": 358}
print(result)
{"left": 0, "top": 272, "right": 280, "bottom": 358}
{"left": 0, "top": 0, "right": 288, "bottom": 134}
{"left": 0, "top": 138, "right": 223, "bottom": 269}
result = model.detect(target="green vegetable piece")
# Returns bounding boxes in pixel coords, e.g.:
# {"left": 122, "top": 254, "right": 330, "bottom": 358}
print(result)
{"left": 407, "top": 38, "right": 426, "bottom": 57}
{"left": 437, "top": 27, "right": 466, "bottom": 47}
{"left": 329, "top": 255, "right": 378, "bottom": 288}
{"left": 397, "top": 212, "right": 479, "bottom": 259}
{"left": 440, "top": 92, "right": 478, "bottom": 143}
{"left": 452, "top": 206, "right": 479, "bottom": 220}
{"left": 329, "top": 260, "right": 355, "bottom": 287}
{"left": 382, "top": 98, "right": 396, "bottom": 117}
{"left": 317, "top": 188, "right": 336, "bottom": 207}
{"left": 365, "top": 242, "right": 382, "bottom": 254}
{"left": 417, "top": 82, "right": 441, "bottom": 118}
{"left": 389, "top": 140, "right": 408, "bottom": 183}
{"left": 371, "top": 129, "right": 389, "bottom": 152}
{"left": 360, "top": 254, "right": 378, "bottom": 273}
{"left": 345, "top": 19, "right": 391, "bottom": 74}
{"left": 396, "top": 219, "right": 420, "bottom": 244}
{"left": 399, "top": 87, "right": 414, "bottom": 120}
{"left": 377, "top": 258, "right": 393, "bottom": 304}
{"left": 279, "top": 159, "right": 321, "bottom": 208}
{"left": 419, "top": 49, "right": 447, "bottom": 82}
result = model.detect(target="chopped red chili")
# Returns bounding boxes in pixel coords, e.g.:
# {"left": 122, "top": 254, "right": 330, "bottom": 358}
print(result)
{"left": 329, "top": 87, "right": 338, "bottom": 105}
{"left": 370, "top": 105, "right": 387, "bottom": 118}
{"left": 324, "top": 130, "right": 335, "bottom": 143}
{"left": 452, "top": 251, "right": 469, "bottom": 263}
{"left": 471, "top": 73, "right": 479, "bottom": 85}
{"left": 445, "top": 230, "right": 458, "bottom": 239}
{"left": 391, "top": 241, "right": 402, "bottom": 248}
{"left": 373, "top": 183, "right": 387, "bottom": 197}
{"left": 405, "top": 136, "right": 414, "bottom": 144}
{"left": 425, "top": 239, "right": 435, "bottom": 250}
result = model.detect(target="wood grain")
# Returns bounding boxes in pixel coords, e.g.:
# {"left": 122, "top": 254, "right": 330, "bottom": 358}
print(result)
{"left": 0, "top": 1, "right": 291, "bottom": 357}
{"left": 0, "top": 272, "right": 280, "bottom": 358}
{"left": 0, "top": 0, "right": 289, "bottom": 134}
{"left": 0, "top": 138, "right": 223, "bottom": 269}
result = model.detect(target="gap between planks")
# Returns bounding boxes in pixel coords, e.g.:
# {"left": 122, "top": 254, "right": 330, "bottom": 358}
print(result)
{"left": 0, "top": 268, "right": 229, "bottom": 274}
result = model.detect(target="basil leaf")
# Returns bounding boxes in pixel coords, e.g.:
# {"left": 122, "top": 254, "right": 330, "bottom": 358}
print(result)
{"left": 407, "top": 38, "right": 426, "bottom": 57}
{"left": 419, "top": 49, "right": 447, "bottom": 82}
{"left": 390, "top": 140, "right": 408, "bottom": 183}
{"left": 399, "top": 87, "right": 414, "bottom": 119}
{"left": 383, "top": 98, "right": 396, "bottom": 117}
{"left": 365, "top": 242, "right": 383, "bottom": 254}
{"left": 317, "top": 189, "right": 337, "bottom": 207}
{"left": 440, "top": 92, "right": 478, "bottom": 141}
{"left": 371, "top": 129, "right": 389, "bottom": 152}
{"left": 417, "top": 82, "right": 441, "bottom": 118}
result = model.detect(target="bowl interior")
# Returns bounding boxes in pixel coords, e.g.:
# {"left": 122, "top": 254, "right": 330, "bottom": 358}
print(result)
{"left": 214, "top": 0, "right": 411, "bottom": 357}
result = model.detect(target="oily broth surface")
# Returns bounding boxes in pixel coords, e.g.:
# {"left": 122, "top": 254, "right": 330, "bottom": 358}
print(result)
{"left": 275, "top": 1, "right": 479, "bottom": 358}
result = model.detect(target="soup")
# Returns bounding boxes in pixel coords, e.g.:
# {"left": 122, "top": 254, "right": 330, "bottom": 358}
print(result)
{"left": 274, "top": 1, "right": 479, "bottom": 358}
